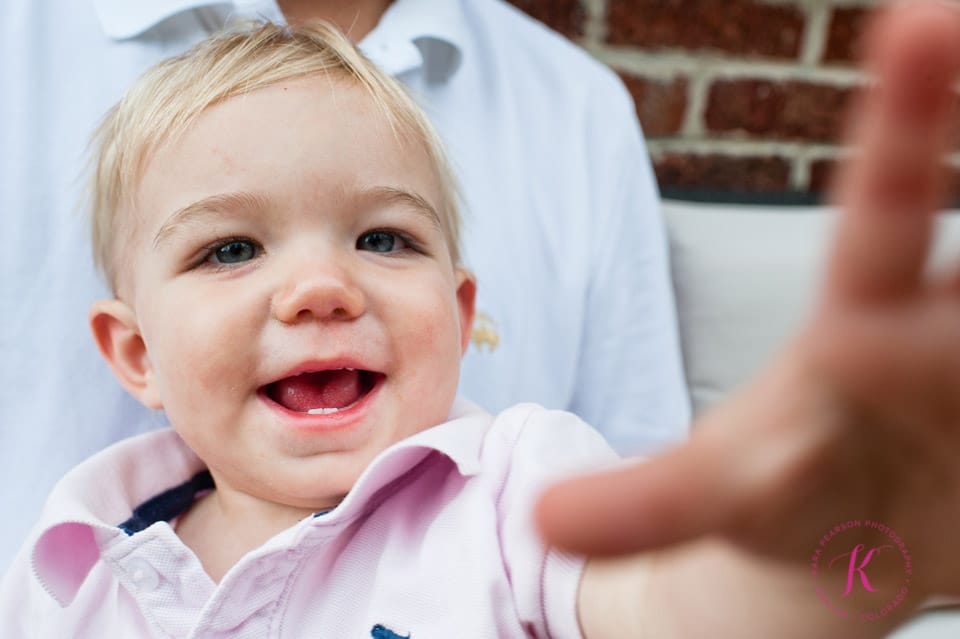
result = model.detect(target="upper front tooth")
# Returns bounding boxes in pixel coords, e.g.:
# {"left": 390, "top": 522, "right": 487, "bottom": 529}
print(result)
{"left": 345, "top": 367, "right": 355, "bottom": 371}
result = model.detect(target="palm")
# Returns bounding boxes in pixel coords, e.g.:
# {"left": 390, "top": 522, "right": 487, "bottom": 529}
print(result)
{"left": 785, "top": 278, "right": 960, "bottom": 593}
{"left": 538, "top": 0, "right": 960, "bottom": 598}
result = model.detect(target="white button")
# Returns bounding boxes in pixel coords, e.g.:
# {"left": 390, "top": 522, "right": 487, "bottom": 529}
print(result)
{"left": 126, "top": 558, "right": 160, "bottom": 592}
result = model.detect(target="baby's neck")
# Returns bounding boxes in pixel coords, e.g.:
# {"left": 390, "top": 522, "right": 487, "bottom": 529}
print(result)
{"left": 175, "top": 490, "right": 318, "bottom": 583}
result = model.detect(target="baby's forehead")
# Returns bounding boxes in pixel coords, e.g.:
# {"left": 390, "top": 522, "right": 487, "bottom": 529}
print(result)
{"left": 98, "top": 47, "right": 459, "bottom": 290}
{"left": 115, "top": 89, "right": 454, "bottom": 267}
{"left": 132, "top": 83, "right": 438, "bottom": 206}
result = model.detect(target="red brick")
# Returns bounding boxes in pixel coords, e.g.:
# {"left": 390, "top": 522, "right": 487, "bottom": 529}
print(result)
{"left": 505, "top": 0, "right": 585, "bottom": 39}
{"left": 823, "top": 7, "right": 871, "bottom": 64}
{"left": 618, "top": 73, "right": 688, "bottom": 136}
{"left": 653, "top": 153, "right": 790, "bottom": 191}
{"left": 809, "top": 158, "right": 840, "bottom": 194}
{"left": 705, "top": 79, "right": 859, "bottom": 142}
{"left": 607, "top": 0, "right": 804, "bottom": 59}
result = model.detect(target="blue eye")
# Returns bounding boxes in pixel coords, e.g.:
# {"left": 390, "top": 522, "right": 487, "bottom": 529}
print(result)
{"left": 358, "top": 231, "right": 404, "bottom": 253}
{"left": 213, "top": 240, "right": 257, "bottom": 264}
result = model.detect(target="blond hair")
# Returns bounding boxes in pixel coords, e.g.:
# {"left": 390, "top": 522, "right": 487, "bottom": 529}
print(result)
{"left": 89, "top": 21, "right": 462, "bottom": 292}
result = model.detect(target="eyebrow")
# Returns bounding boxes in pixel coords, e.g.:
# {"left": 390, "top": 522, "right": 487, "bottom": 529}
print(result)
{"left": 151, "top": 186, "right": 443, "bottom": 250}
{"left": 361, "top": 185, "right": 443, "bottom": 232}
{"left": 152, "top": 191, "right": 267, "bottom": 250}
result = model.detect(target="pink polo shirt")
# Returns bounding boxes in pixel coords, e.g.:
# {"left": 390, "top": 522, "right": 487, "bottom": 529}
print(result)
{"left": 0, "top": 400, "right": 617, "bottom": 638}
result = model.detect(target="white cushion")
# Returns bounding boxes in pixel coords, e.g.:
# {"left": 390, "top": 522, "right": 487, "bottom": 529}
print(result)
{"left": 663, "top": 199, "right": 960, "bottom": 416}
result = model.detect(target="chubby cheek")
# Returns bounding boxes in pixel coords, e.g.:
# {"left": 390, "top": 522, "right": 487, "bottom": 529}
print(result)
{"left": 391, "top": 283, "right": 465, "bottom": 432}
{"left": 139, "top": 285, "right": 263, "bottom": 425}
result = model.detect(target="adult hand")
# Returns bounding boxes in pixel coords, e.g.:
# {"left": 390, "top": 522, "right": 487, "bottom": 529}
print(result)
{"left": 538, "top": 0, "right": 960, "bottom": 599}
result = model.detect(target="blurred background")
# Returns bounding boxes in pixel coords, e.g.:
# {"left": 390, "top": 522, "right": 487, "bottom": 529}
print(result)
{"left": 507, "top": 0, "right": 960, "bottom": 202}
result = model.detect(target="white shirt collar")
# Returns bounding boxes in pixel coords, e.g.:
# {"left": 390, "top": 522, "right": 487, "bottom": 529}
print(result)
{"left": 92, "top": 0, "right": 464, "bottom": 81}
{"left": 359, "top": 0, "right": 465, "bottom": 81}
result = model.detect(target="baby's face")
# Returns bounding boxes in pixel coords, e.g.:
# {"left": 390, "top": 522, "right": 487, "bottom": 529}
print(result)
{"left": 109, "top": 77, "right": 474, "bottom": 512}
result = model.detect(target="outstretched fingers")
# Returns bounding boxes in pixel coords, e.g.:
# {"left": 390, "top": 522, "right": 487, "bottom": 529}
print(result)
{"left": 536, "top": 400, "right": 751, "bottom": 556}
{"left": 825, "top": 0, "right": 960, "bottom": 306}
{"left": 536, "top": 1, "right": 960, "bottom": 560}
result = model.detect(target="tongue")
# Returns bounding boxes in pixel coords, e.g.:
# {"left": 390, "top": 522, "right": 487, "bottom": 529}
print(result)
{"left": 271, "top": 370, "right": 363, "bottom": 412}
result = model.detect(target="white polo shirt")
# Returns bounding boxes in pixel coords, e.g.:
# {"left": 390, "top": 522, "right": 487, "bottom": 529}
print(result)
{"left": 0, "top": 0, "right": 689, "bottom": 567}
{"left": 0, "top": 402, "right": 617, "bottom": 638}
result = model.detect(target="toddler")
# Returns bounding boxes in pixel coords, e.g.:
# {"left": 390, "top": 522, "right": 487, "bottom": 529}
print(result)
{"left": 4, "top": 4, "right": 960, "bottom": 636}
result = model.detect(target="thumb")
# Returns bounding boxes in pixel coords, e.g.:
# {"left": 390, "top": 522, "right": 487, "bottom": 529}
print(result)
{"left": 536, "top": 423, "right": 744, "bottom": 557}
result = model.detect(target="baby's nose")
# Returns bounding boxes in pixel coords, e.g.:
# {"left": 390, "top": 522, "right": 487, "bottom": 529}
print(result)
{"left": 271, "top": 259, "right": 366, "bottom": 324}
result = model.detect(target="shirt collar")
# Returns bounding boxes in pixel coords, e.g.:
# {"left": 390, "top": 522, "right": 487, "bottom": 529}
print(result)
{"left": 30, "top": 397, "right": 489, "bottom": 606}
{"left": 29, "top": 428, "right": 206, "bottom": 607}
{"left": 328, "top": 396, "right": 489, "bottom": 519}
{"left": 92, "top": 0, "right": 465, "bottom": 81}
{"left": 359, "top": 0, "right": 465, "bottom": 81}
{"left": 93, "top": 0, "right": 227, "bottom": 40}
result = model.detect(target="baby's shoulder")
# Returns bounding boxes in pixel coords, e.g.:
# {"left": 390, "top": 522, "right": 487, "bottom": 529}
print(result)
{"left": 479, "top": 403, "right": 620, "bottom": 482}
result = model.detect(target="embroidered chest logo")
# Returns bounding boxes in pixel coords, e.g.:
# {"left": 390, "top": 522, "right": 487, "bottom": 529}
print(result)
{"left": 371, "top": 624, "right": 410, "bottom": 639}
{"left": 470, "top": 311, "right": 500, "bottom": 353}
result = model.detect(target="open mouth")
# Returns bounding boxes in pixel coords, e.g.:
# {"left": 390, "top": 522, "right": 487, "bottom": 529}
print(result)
{"left": 262, "top": 368, "right": 382, "bottom": 415}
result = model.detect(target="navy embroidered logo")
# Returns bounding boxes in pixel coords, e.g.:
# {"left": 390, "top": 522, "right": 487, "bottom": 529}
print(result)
{"left": 370, "top": 624, "right": 410, "bottom": 639}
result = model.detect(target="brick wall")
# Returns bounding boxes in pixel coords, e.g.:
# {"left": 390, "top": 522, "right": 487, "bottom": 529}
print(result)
{"left": 508, "top": 0, "right": 960, "bottom": 199}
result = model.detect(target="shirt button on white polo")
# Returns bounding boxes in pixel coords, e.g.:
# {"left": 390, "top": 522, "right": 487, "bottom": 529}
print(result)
{"left": 126, "top": 558, "right": 160, "bottom": 592}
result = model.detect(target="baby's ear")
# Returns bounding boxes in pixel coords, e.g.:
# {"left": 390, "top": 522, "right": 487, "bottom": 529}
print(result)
{"left": 89, "top": 300, "right": 162, "bottom": 409}
{"left": 454, "top": 269, "right": 477, "bottom": 356}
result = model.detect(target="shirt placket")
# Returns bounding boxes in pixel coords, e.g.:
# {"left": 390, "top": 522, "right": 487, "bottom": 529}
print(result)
{"left": 104, "top": 528, "right": 215, "bottom": 638}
